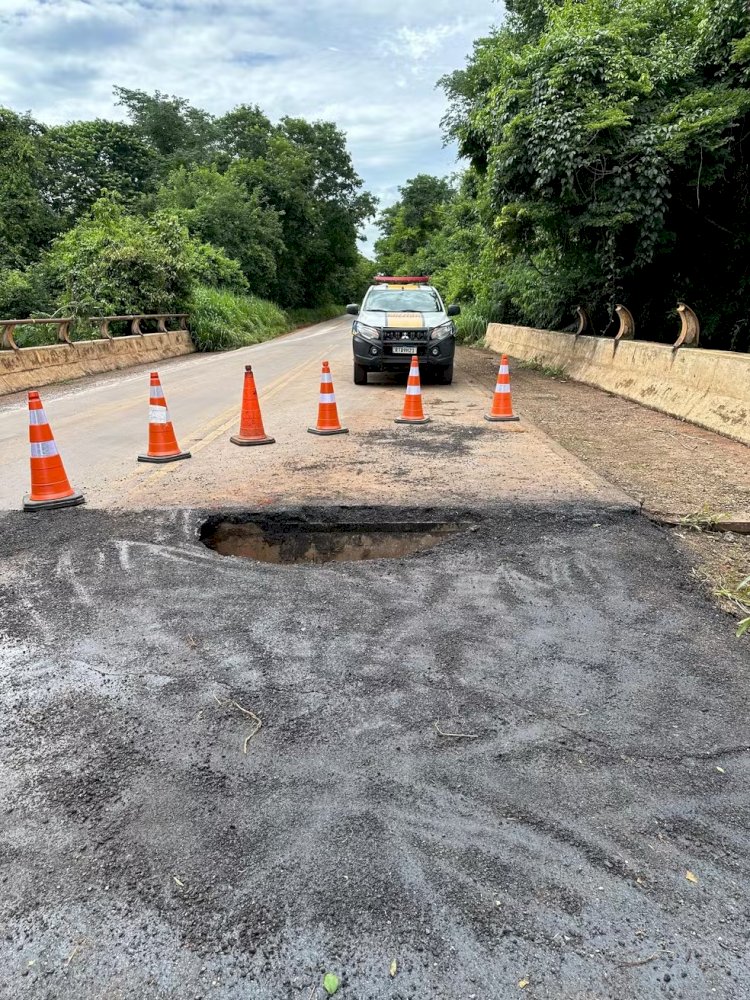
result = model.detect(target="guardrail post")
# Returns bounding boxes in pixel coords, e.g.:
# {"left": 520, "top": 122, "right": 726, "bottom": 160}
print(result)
{"left": 614, "top": 304, "right": 635, "bottom": 343}
{"left": 673, "top": 303, "right": 700, "bottom": 350}
{"left": 1, "top": 322, "right": 20, "bottom": 351}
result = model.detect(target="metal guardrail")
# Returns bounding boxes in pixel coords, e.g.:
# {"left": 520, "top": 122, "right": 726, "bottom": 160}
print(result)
{"left": 571, "top": 302, "right": 701, "bottom": 349}
{"left": 0, "top": 313, "right": 189, "bottom": 351}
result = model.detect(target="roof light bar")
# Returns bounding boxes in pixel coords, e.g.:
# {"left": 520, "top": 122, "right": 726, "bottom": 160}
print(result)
{"left": 374, "top": 275, "right": 430, "bottom": 284}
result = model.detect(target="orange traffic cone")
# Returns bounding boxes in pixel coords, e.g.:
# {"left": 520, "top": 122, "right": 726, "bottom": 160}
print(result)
{"left": 308, "top": 361, "right": 348, "bottom": 436}
{"left": 485, "top": 355, "right": 520, "bottom": 422}
{"left": 231, "top": 365, "right": 275, "bottom": 446}
{"left": 23, "top": 390, "right": 85, "bottom": 511}
{"left": 137, "top": 371, "right": 191, "bottom": 463}
{"left": 395, "top": 355, "right": 430, "bottom": 424}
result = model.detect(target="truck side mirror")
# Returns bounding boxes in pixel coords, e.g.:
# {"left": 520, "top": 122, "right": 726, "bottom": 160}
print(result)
{"left": 447, "top": 304, "right": 461, "bottom": 317}
{"left": 346, "top": 304, "right": 360, "bottom": 315}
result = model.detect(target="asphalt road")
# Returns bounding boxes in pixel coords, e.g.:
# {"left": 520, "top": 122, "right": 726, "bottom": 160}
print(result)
{"left": 0, "top": 319, "right": 350, "bottom": 509}
{"left": 1, "top": 504, "right": 748, "bottom": 1000}
{"left": 1, "top": 322, "right": 748, "bottom": 1000}
{"left": 0, "top": 318, "right": 629, "bottom": 511}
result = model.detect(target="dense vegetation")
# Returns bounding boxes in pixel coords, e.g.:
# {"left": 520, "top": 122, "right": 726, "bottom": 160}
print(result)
{"left": 0, "top": 89, "right": 376, "bottom": 347}
{"left": 376, "top": 0, "right": 750, "bottom": 351}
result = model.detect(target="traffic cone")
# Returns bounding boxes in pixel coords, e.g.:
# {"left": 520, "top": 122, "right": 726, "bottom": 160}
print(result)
{"left": 23, "top": 391, "right": 85, "bottom": 511}
{"left": 395, "top": 355, "right": 430, "bottom": 424}
{"left": 231, "top": 365, "right": 275, "bottom": 446}
{"left": 485, "top": 355, "right": 520, "bottom": 422}
{"left": 308, "top": 361, "right": 348, "bottom": 436}
{"left": 137, "top": 371, "right": 191, "bottom": 463}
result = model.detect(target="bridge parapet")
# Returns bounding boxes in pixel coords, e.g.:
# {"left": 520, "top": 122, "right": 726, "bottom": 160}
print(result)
{"left": 1, "top": 314, "right": 189, "bottom": 351}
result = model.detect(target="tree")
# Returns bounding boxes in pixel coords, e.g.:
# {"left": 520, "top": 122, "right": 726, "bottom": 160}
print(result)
{"left": 40, "top": 197, "right": 246, "bottom": 317}
{"left": 216, "top": 104, "right": 273, "bottom": 161}
{"left": 374, "top": 175, "right": 454, "bottom": 275}
{"left": 114, "top": 86, "right": 218, "bottom": 172}
{"left": 0, "top": 108, "right": 57, "bottom": 269}
{"left": 41, "top": 119, "right": 158, "bottom": 219}
{"left": 440, "top": 0, "right": 750, "bottom": 347}
{"left": 156, "top": 164, "right": 284, "bottom": 297}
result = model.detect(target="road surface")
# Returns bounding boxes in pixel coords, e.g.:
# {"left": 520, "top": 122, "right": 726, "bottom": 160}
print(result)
{"left": 0, "top": 317, "right": 628, "bottom": 511}
{"left": 1, "top": 318, "right": 748, "bottom": 1000}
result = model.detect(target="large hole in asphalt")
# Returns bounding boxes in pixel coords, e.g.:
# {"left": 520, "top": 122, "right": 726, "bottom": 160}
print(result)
{"left": 200, "top": 509, "right": 474, "bottom": 565}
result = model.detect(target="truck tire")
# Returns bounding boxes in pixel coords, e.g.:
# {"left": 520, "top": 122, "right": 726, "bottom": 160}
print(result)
{"left": 353, "top": 363, "right": 368, "bottom": 385}
{"left": 439, "top": 364, "right": 454, "bottom": 385}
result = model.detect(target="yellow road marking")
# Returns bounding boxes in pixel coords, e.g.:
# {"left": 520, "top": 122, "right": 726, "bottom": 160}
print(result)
{"left": 130, "top": 351, "right": 329, "bottom": 490}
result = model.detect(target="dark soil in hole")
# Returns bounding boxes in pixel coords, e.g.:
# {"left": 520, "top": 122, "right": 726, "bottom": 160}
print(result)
{"left": 200, "top": 508, "right": 475, "bottom": 564}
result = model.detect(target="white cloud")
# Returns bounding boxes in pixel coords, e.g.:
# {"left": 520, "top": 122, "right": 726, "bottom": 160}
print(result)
{"left": 0, "top": 0, "right": 504, "bottom": 251}
{"left": 385, "top": 21, "right": 468, "bottom": 61}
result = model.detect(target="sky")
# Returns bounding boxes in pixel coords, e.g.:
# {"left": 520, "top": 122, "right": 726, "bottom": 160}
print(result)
{"left": 0, "top": 0, "right": 503, "bottom": 250}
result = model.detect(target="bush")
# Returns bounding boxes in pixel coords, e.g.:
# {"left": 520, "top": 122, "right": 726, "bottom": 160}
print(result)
{"left": 188, "top": 284, "right": 289, "bottom": 351}
{"left": 0, "top": 268, "right": 45, "bottom": 318}
{"left": 189, "top": 287, "right": 346, "bottom": 351}
{"left": 41, "top": 197, "right": 246, "bottom": 317}
{"left": 454, "top": 301, "right": 507, "bottom": 345}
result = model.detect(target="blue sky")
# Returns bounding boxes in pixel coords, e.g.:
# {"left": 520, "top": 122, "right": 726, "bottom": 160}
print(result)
{"left": 0, "top": 0, "right": 503, "bottom": 249}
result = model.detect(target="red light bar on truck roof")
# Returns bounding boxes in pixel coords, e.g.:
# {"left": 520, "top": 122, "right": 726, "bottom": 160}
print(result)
{"left": 374, "top": 275, "right": 430, "bottom": 284}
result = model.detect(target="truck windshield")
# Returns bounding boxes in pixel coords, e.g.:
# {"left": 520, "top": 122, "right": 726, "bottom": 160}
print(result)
{"left": 364, "top": 289, "right": 443, "bottom": 312}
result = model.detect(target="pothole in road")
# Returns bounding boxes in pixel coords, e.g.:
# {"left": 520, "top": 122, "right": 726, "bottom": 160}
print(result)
{"left": 200, "top": 509, "right": 475, "bottom": 565}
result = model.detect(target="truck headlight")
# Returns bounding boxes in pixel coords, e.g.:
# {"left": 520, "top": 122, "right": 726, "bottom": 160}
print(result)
{"left": 430, "top": 322, "right": 454, "bottom": 340}
{"left": 354, "top": 321, "right": 380, "bottom": 341}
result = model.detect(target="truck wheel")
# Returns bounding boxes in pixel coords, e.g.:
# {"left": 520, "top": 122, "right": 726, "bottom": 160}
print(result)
{"left": 353, "top": 363, "right": 368, "bottom": 385}
{"left": 439, "top": 364, "right": 454, "bottom": 385}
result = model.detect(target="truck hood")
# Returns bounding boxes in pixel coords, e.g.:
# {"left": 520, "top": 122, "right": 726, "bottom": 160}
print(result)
{"left": 358, "top": 310, "right": 446, "bottom": 330}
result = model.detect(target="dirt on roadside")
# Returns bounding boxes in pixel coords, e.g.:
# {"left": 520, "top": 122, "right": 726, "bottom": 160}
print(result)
{"left": 457, "top": 344, "right": 750, "bottom": 626}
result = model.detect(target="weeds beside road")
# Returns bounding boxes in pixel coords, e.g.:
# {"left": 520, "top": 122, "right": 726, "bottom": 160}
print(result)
{"left": 164, "top": 285, "right": 343, "bottom": 352}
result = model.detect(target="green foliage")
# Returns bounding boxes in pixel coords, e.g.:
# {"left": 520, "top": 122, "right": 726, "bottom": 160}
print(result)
{"left": 188, "top": 284, "right": 289, "bottom": 351}
{"left": 156, "top": 165, "right": 283, "bottom": 297}
{"left": 285, "top": 303, "right": 344, "bottom": 327}
{"left": 188, "top": 285, "right": 342, "bottom": 352}
{"left": 41, "top": 119, "right": 158, "bottom": 219}
{"left": 0, "top": 267, "right": 49, "bottom": 319}
{"left": 0, "top": 88, "right": 375, "bottom": 325}
{"left": 0, "top": 109, "right": 58, "bottom": 269}
{"left": 114, "top": 86, "right": 217, "bottom": 171}
{"left": 41, "top": 198, "right": 243, "bottom": 317}
{"left": 375, "top": 174, "right": 454, "bottom": 275}
{"left": 338, "top": 253, "right": 376, "bottom": 304}
{"left": 426, "top": 0, "right": 750, "bottom": 350}
{"left": 323, "top": 973, "right": 340, "bottom": 995}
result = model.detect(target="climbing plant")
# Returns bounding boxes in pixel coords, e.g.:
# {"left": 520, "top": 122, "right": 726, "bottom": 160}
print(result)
{"left": 433, "top": 0, "right": 750, "bottom": 347}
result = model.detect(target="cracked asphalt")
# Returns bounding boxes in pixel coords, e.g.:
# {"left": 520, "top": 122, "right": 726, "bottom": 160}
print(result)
{"left": 1, "top": 500, "right": 749, "bottom": 1000}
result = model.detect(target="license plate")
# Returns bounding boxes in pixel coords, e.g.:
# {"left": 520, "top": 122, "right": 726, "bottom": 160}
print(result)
{"left": 392, "top": 346, "right": 417, "bottom": 355}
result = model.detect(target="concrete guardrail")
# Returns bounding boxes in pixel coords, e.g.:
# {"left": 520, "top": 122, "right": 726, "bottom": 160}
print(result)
{"left": 0, "top": 314, "right": 195, "bottom": 396}
{"left": 485, "top": 323, "right": 750, "bottom": 446}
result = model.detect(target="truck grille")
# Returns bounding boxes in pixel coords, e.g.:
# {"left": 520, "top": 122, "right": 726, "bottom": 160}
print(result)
{"left": 382, "top": 329, "right": 430, "bottom": 342}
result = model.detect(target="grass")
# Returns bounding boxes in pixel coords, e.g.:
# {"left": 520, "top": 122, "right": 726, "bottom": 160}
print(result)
{"left": 186, "top": 286, "right": 344, "bottom": 352}
{"left": 11, "top": 320, "right": 101, "bottom": 349}
{"left": 188, "top": 286, "right": 289, "bottom": 351}
{"left": 516, "top": 357, "right": 569, "bottom": 379}
{"left": 285, "top": 304, "right": 343, "bottom": 328}
{"left": 2, "top": 289, "right": 343, "bottom": 352}
{"left": 714, "top": 573, "right": 750, "bottom": 638}
{"left": 678, "top": 505, "right": 730, "bottom": 531}
{"left": 455, "top": 304, "right": 492, "bottom": 345}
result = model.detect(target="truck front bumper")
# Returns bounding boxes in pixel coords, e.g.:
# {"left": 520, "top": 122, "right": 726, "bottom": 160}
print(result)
{"left": 353, "top": 335, "right": 455, "bottom": 371}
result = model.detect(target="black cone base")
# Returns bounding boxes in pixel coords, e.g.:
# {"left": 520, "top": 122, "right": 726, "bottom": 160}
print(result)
{"left": 137, "top": 450, "right": 192, "bottom": 464}
{"left": 23, "top": 490, "right": 85, "bottom": 511}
